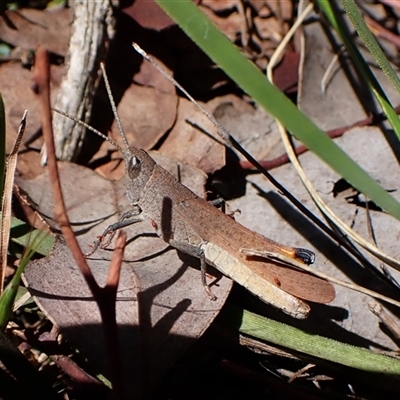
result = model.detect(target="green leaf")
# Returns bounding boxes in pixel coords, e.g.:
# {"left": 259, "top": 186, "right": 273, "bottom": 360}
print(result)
{"left": 9, "top": 216, "right": 55, "bottom": 257}
{"left": 0, "top": 220, "right": 54, "bottom": 329}
{"left": 221, "top": 306, "right": 400, "bottom": 377}
{"left": 318, "top": 0, "right": 400, "bottom": 141}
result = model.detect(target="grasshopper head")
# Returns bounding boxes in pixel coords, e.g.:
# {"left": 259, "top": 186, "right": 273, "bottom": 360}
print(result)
{"left": 123, "top": 147, "right": 156, "bottom": 204}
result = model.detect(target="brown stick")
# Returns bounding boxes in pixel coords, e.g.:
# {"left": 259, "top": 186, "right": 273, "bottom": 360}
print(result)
{"left": 240, "top": 106, "right": 400, "bottom": 170}
{"left": 33, "top": 45, "right": 126, "bottom": 400}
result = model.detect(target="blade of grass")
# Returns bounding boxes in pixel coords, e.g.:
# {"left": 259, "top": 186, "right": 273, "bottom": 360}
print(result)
{"left": 9, "top": 216, "right": 54, "bottom": 257}
{"left": 317, "top": 0, "right": 400, "bottom": 141}
{"left": 221, "top": 305, "right": 400, "bottom": 378}
{"left": 155, "top": 0, "right": 400, "bottom": 221}
{"left": 0, "top": 230, "right": 49, "bottom": 330}
{"left": 340, "top": 0, "right": 400, "bottom": 93}
{"left": 0, "top": 223, "right": 54, "bottom": 329}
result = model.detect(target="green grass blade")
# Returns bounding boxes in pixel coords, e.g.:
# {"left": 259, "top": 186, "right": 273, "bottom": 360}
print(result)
{"left": 0, "top": 228, "right": 54, "bottom": 329}
{"left": 9, "top": 216, "right": 55, "bottom": 257}
{"left": 340, "top": 0, "right": 400, "bottom": 93}
{"left": 155, "top": 0, "right": 400, "bottom": 220}
{"left": 221, "top": 305, "right": 400, "bottom": 377}
{"left": 318, "top": 0, "right": 400, "bottom": 141}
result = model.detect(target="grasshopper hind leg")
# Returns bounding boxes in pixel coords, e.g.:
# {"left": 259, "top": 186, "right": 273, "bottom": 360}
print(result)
{"left": 169, "top": 239, "right": 217, "bottom": 301}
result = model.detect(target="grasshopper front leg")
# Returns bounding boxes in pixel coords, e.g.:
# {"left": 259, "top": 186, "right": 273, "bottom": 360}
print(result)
{"left": 85, "top": 205, "right": 144, "bottom": 257}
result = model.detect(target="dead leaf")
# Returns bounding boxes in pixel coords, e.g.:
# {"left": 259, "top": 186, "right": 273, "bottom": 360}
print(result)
{"left": 133, "top": 53, "right": 176, "bottom": 94}
{"left": 254, "top": 13, "right": 286, "bottom": 41}
{"left": 0, "top": 63, "right": 39, "bottom": 152}
{"left": 272, "top": 51, "right": 300, "bottom": 93}
{"left": 0, "top": 62, "right": 59, "bottom": 156}
{"left": 297, "top": 19, "right": 367, "bottom": 130}
{"left": 159, "top": 97, "right": 225, "bottom": 174}
{"left": 0, "top": 8, "right": 71, "bottom": 56}
{"left": 201, "top": 0, "right": 237, "bottom": 13}
{"left": 122, "top": 0, "right": 175, "bottom": 30}
{"left": 110, "top": 83, "right": 178, "bottom": 151}
{"left": 209, "top": 94, "right": 286, "bottom": 161}
{"left": 264, "top": 0, "right": 293, "bottom": 21}
{"left": 199, "top": 6, "right": 241, "bottom": 42}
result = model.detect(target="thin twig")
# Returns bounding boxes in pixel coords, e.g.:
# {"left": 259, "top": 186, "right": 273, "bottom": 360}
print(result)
{"left": 240, "top": 105, "right": 400, "bottom": 170}
{"left": 33, "top": 45, "right": 126, "bottom": 399}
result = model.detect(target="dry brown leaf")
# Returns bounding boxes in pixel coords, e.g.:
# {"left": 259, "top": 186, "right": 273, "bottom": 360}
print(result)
{"left": 254, "top": 13, "right": 286, "bottom": 41}
{"left": 110, "top": 83, "right": 178, "bottom": 151}
{"left": 0, "top": 63, "right": 39, "bottom": 152}
{"left": 199, "top": 5, "right": 242, "bottom": 41}
{"left": 0, "top": 62, "right": 59, "bottom": 154}
{"left": 209, "top": 94, "right": 285, "bottom": 161}
{"left": 133, "top": 53, "right": 176, "bottom": 94}
{"left": 297, "top": 20, "right": 367, "bottom": 130}
{"left": 255, "top": 3, "right": 273, "bottom": 17}
{"left": 272, "top": 51, "right": 300, "bottom": 93}
{"left": 159, "top": 97, "right": 225, "bottom": 174}
{"left": 264, "top": 0, "right": 293, "bottom": 21}
{"left": 0, "top": 8, "right": 71, "bottom": 56}
{"left": 201, "top": 0, "right": 237, "bottom": 12}
{"left": 122, "top": 0, "right": 175, "bottom": 30}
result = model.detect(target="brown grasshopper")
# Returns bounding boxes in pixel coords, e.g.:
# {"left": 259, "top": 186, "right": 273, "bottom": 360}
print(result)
{"left": 54, "top": 55, "right": 335, "bottom": 320}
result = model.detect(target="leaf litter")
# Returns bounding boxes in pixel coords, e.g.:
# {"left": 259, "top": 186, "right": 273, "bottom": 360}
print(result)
{"left": 4, "top": 1, "right": 400, "bottom": 398}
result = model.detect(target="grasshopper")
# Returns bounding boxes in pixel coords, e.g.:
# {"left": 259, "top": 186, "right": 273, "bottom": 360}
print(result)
{"left": 55, "top": 52, "right": 335, "bottom": 320}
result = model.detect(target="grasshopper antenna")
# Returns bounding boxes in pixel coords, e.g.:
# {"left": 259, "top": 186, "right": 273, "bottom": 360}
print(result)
{"left": 132, "top": 42, "right": 233, "bottom": 148}
{"left": 99, "top": 63, "right": 131, "bottom": 150}
{"left": 53, "top": 62, "right": 129, "bottom": 153}
{"left": 52, "top": 108, "right": 124, "bottom": 153}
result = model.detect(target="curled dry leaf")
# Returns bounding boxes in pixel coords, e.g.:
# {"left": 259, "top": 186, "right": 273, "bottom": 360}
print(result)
{"left": 0, "top": 8, "right": 71, "bottom": 56}
{"left": 201, "top": 0, "right": 237, "bottom": 13}
{"left": 17, "top": 156, "right": 232, "bottom": 394}
{"left": 122, "top": 0, "right": 175, "bottom": 31}
{"left": 0, "top": 63, "right": 42, "bottom": 152}
{"left": 209, "top": 94, "right": 286, "bottom": 161}
{"left": 110, "top": 83, "right": 178, "bottom": 151}
{"left": 199, "top": 5, "right": 242, "bottom": 42}
{"left": 0, "top": 61, "right": 61, "bottom": 180}
{"left": 159, "top": 97, "right": 225, "bottom": 174}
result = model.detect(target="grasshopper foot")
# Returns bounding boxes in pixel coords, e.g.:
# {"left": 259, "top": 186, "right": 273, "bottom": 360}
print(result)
{"left": 85, "top": 232, "right": 116, "bottom": 257}
{"left": 85, "top": 209, "right": 145, "bottom": 257}
{"left": 204, "top": 284, "right": 218, "bottom": 301}
{"left": 200, "top": 253, "right": 218, "bottom": 301}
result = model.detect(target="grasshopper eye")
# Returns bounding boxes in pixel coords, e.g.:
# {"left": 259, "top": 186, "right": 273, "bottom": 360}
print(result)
{"left": 127, "top": 156, "right": 141, "bottom": 179}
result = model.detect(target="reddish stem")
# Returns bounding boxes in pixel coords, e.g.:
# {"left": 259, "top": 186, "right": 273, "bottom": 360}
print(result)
{"left": 240, "top": 106, "right": 400, "bottom": 170}
{"left": 33, "top": 45, "right": 126, "bottom": 399}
